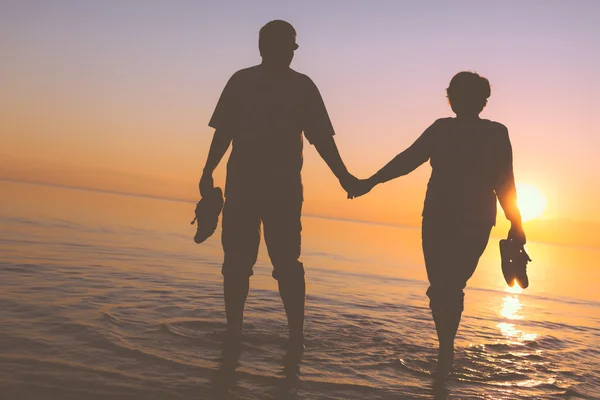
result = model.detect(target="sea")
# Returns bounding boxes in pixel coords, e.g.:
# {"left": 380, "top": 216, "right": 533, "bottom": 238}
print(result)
{"left": 0, "top": 181, "right": 598, "bottom": 399}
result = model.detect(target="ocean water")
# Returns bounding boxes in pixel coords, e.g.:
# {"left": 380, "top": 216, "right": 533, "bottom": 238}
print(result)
{"left": 0, "top": 181, "right": 598, "bottom": 400}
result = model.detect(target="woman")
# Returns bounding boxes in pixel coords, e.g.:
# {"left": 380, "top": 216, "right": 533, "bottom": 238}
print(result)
{"left": 350, "top": 71, "right": 527, "bottom": 379}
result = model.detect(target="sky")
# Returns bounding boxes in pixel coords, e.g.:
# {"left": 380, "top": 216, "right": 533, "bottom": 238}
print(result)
{"left": 2, "top": 0, "right": 600, "bottom": 246}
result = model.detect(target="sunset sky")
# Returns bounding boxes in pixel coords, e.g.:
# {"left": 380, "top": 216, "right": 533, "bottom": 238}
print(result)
{"left": 2, "top": 1, "right": 599, "bottom": 246}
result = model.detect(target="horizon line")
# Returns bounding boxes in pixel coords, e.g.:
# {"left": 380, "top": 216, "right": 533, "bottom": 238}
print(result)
{"left": 3, "top": 178, "right": 599, "bottom": 251}
{"left": 0, "top": 178, "right": 418, "bottom": 230}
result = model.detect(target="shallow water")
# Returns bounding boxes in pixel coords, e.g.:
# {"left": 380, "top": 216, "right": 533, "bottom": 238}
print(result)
{"left": 0, "top": 181, "right": 598, "bottom": 399}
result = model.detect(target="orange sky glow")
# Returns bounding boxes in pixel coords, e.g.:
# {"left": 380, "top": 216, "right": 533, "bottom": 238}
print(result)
{"left": 2, "top": 1, "right": 599, "bottom": 248}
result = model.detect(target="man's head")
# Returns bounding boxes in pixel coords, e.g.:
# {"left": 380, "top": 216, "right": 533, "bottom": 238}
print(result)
{"left": 259, "top": 20, "right": 298, "bottom": 68}
{"left": 446, "top": 71, "right": 491, "bottom": 117}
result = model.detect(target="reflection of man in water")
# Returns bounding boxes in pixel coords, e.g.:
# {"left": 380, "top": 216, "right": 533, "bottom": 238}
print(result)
{"left": 200, "top": 20, "right": 358, "bottom": 350}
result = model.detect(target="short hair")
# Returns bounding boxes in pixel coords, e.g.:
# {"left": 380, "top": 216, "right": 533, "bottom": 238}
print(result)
{"left": 259, "top": 20, "right": 298, "bottom": 56}
{"left": 446, "top": 71, "right": 491, "bottom": 115}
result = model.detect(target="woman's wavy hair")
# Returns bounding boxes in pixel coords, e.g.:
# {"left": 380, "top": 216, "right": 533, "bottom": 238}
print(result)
{"left": 446, "top": 71, "right": 491, "bottom": 116}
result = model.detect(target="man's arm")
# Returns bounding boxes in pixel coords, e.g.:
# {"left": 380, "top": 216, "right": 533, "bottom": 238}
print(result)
{"left": 201, "top": 71, "right": 239, "bottom": 196}
{"left": 199, "top": 129, "right": 232, "bottom": 196}
{"left": 312, "top": 136, "right": 358, "bottom": 194}
{"left": 301, "top": 77, "right": 358, "bottom": 195}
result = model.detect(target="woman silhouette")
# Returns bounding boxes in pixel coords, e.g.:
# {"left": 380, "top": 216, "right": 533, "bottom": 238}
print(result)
{"left": 350, "top": 71, "right": 527, "bottom": 379}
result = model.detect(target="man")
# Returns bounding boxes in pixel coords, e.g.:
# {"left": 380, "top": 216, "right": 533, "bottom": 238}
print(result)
{"left": 200, "top": 20, "right": 357, "bottom": 350}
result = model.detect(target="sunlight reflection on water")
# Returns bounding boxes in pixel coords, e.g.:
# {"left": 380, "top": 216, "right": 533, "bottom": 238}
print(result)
{"left": 501, "top": 295, "right": 523, "bottom": 320}
{"left": 1, "top": 182, "right": 599, "bottom": 399}
{"left": 498, "top": 290, "right": 539, "bottom": 344}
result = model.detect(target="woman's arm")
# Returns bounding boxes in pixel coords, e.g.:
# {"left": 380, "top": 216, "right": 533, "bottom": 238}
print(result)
{"left": 349, "top": 120, "right": 439, "bottom": 198}
{"left": 495, "top": 126, "right": 526, "bottom": 243}
{"left": 370, "top": 135, "right": 431, "bottom": 185}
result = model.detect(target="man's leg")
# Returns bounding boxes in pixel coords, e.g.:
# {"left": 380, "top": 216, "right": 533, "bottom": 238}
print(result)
{"left": 223, "top": 274, "right": 250, "bottom": 338}
{"left": 277, "top": 273, "right": 305, "bottom": 343}
{"left": 262, "top": 201, "right": 305, "bottom": 346}
{"left": 221, "top": 200, "right": 261, "bottom": 338}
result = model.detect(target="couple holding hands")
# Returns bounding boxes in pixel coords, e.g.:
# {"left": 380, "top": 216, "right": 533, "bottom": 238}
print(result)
{"left": 196, "top": 20, "right": 529, "bottom": 380}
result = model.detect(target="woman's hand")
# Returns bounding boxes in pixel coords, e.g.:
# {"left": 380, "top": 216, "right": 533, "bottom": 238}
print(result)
{"left": 508, "top": 222, "right": 527, "bottom": 245}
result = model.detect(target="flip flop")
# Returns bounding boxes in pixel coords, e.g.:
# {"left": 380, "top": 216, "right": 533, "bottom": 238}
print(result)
{"left": 500, "top": 238, "right": 532, "bottom": 289}
{"left": 191, "top": 187, "right": 224, "bottom": 244}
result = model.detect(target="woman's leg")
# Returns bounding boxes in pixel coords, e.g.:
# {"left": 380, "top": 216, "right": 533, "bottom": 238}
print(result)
{"left": 422, "top": 218, "right": 492, "bottom": 379}
{"left": 431, "top": 310, "right": 461, "bottom": 378}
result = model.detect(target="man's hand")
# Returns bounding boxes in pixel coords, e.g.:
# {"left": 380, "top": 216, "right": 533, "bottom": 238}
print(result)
{"left": 339, "top": 173, "right": 360, "bottom": 199}
{"left": 199, "top": 173, "right": 215, "bottom": 198}
{"left": 508, "top": 222, "right": 526, "bottom": 245}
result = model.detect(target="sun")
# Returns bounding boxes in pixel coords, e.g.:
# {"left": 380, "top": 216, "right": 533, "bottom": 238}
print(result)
{"left": 516, "top": 183, "right": 547, "bottom": 222}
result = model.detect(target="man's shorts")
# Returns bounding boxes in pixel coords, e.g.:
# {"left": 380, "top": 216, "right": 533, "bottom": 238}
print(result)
{"left": 221, "top": 198, "right": 304, "bottom": 281}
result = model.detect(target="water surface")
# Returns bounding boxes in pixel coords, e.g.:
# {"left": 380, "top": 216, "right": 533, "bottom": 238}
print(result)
{"left": 0, "top": 181, "right": 598, "bottom": 399}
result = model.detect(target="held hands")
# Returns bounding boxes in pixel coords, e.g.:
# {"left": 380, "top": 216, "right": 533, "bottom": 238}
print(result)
{"left": 342, "top": 175, "right": 377, "bottom": 199}
{"left": 349, "top": 178, "right": 377, "bottom": 199}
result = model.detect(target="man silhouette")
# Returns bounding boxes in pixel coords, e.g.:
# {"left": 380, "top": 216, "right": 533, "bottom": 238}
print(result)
{"left": 200, "top": 20, "right": 357, "bottom": 350}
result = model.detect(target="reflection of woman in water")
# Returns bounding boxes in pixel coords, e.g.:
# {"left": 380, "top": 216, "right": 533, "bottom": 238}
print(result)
{"left": 350, "top": 71, "right": 527, "bottom": 379}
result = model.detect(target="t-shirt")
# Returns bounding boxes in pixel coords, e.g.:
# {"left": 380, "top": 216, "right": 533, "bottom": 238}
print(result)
{"left": 375, "top": 117, "right": 517, "bottom": 226}
{"left": 209, "top": 65, "right": 335, "bottom": 201}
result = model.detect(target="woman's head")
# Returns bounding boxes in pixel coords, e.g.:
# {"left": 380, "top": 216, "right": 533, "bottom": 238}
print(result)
{"left": 446, "top": 71, "right": 491, "bottom": 117}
